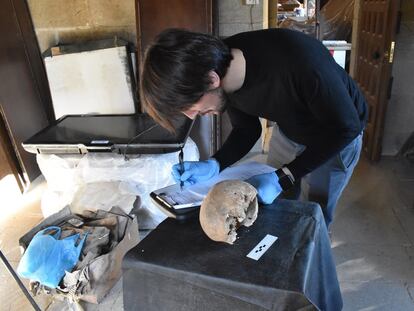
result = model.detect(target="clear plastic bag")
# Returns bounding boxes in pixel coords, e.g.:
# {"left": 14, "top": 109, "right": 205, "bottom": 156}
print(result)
{"left": 279, "top": 0, "right": 355, "bottom": 40}
{"left": 70, "top": 181, "right": 137, "bottom": 215}
{"left": 37, "top": 138, "right": 199, "bottom": 227}
{"left": 36, "top": 154, "right": 83, "bottom": 191}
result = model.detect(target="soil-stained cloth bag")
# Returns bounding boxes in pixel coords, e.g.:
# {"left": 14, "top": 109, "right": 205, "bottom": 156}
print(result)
{"left": 19, "top": 206, "right": 140, "bottom": 304}
{"left": 17, "top": 226, "right": 87, "bottom": 288}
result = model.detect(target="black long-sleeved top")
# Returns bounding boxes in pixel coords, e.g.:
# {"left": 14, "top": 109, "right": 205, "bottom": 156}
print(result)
{"left": 213, "top": 29, "right": 368, "bottom": 180}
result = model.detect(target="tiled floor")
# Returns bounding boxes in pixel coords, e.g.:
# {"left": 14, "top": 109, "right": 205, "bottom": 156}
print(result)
{"left": 0, "top": 175, "right": 52, "bottom": 310}
{"left": 0, "top": 155, "right": 413, "bottom": 310}
{"left": 331, "top": 156, "right": 414, "bottom": 310}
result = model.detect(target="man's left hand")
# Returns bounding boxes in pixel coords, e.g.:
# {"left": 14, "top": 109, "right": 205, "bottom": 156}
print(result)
{"left": 245, "top": 172, "right": 282, "bottom": 204}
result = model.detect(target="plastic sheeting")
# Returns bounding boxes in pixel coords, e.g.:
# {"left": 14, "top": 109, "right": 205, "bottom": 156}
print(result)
{"left": 279, "top": 0, "right": 355, "bottom": 40}
{"left": 37, "top": 138, "right": 199, "bottom": 229}
{"left": 70, "top": 182, "right": 137, "bottom": 215}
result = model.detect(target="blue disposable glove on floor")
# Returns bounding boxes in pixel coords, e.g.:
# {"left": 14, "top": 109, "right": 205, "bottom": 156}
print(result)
{"left": 171, "top": 159, "right": 220, "bottom": 186}
{"left": 17, "top": 226, "right": 87, "bottom": 288}
{"left": 245, "top": 171, "right": 282, "bottom": 204}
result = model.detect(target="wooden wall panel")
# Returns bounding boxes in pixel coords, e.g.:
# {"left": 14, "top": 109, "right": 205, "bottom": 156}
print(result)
{"left": 136, "top": 0, "right": 213, "bottom": 65}
{"left": 135, "top": 0, "right": 216, "bottom": 157}
{"left": 0, "top": 0, "right": 52, "bottom": 183}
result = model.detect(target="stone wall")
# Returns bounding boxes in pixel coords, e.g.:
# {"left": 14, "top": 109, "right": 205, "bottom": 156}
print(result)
{"left": 218, "top": 0, "right": 265, "bottom": 37}
{"left": 382, "top": 0, "right": 414, "bottom": 155}
{"left": 27, "top": 0, "right": 136, "bottom": 53}
{"left": 28, "top": 0, "right": 268, "bottom": 51}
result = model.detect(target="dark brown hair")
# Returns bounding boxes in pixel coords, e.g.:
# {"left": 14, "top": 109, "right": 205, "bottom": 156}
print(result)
{"left": 140, "top": 28, "right": 233, "bottom": 132}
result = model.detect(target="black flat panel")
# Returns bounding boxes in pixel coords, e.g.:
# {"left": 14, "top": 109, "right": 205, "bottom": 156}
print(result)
{"left": 23, "top": 114, "right": 194, "bottom": 154}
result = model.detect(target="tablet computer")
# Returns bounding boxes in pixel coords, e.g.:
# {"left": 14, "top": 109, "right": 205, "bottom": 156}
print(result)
{"left": 150, "top": 184, "right": 203, "bottom": 221}
{"left": 150, "top": 162, "right": 277, "bottom": 221}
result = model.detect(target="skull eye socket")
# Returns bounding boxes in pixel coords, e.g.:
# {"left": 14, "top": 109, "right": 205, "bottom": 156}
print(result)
{"left": 240, "top": 198, "right": 258, "bottom": 227}
{"left": 226, "top": 215, "right": 242, "bottom": 234}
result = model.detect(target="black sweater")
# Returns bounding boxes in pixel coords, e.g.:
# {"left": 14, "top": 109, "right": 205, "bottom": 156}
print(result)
{"left": 213, "top": 29, "right": 368, "bottom": 179}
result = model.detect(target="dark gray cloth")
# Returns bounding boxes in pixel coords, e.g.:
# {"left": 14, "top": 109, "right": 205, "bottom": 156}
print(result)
{"left": 123, "top": 199, "right": 342, "bottom": 311}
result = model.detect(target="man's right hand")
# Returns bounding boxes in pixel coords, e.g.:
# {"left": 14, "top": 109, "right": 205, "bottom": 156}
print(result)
{"left": 171, "top": 159, "right": 220, "bottom": 186}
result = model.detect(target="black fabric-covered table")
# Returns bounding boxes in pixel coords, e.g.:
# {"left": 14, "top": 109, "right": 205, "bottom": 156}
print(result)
{"left": 122, "top": 199, "right": 342, "bottom": 311}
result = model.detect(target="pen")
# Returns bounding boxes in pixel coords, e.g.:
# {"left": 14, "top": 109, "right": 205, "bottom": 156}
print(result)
{"left": 179, "top": 149, "right": 184, "bottom": 191}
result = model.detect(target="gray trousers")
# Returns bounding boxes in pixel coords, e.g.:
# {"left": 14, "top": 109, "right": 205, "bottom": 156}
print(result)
{"left": 267, "top": 124, "right": 363, "bottom": 228}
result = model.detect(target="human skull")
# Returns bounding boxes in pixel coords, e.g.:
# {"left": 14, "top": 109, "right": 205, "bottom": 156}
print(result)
{"left": 199, "top": 180, "right": 258, "bottom": 244}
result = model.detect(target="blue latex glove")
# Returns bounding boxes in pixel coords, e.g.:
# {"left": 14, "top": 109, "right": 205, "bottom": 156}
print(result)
{"left": 245, "top": 172, "right": 282, "bottom": 205}
{"left": 17, "top": 226, "right": 87, "bottom": 288}
{"left": 171, "top": 159, "right": 220, "bottom": 186}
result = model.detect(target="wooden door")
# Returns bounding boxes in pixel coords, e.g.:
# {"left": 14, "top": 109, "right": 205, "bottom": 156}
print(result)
{"left": 135, "top": 0, "right": 217, "bottom": 158}
{"left": 0, "top": 111, "right": 25, "bottom": 192}
{"left": 0, "top": 0, "right": 52, "bottom": 185}
{"left": 136, "top": 0, "right": 213, "bottom": 65}
{"left": 355, "top": 0, "right": 400, "bottom": 160}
